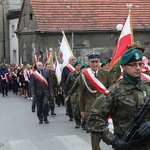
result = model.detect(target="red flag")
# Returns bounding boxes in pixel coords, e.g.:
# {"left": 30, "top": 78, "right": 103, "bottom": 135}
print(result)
{"left": 108, "top": 9, "right": 133, "bottom": 72}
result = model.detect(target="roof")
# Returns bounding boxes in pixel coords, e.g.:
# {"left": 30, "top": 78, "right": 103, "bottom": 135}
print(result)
{"left": 7, "top": 9, "right": 21, "bottom": 20}
{"left": 30, "top": 0, "right": 150, "bottom": 32}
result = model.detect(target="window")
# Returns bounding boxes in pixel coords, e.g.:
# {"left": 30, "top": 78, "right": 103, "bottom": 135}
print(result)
{"left": 24, "top": 14, "right": 27, "bottom": 28}
{"left": 12, "top": 25, "right": 15, "bottom": 37}
{"left": 13, "top": 50, "right": 17, "bottom": 63}
{"left": 30, "top": 13, "right": 33, "bottom": 20}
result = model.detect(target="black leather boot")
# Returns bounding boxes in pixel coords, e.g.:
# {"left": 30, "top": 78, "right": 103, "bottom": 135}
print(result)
{"left": 82, "top": 121, "right": 86, "bottom": 130}
{"left": 75, "top": 120, "right": 80, "bottom": 129}
{"left": 51, "top": 109, "right": 56, "bottom": 116}
{"left": 39, "top": 117, "right": 43, "bottom": 124}
{"left": 44, "top": 117, "right": 49, "bottom": 124}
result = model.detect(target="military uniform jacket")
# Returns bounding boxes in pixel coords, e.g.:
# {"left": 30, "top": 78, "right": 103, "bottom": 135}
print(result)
{"left": 78, "top": 68, "right": 111, "bottom": 113}
{"left": 67, "top": 77, "right": 80, "bottom": 97}
{"left": 49, "top": 70, "right": 59, "bottom": 97}
{"left": 64, "top": 71, "right": 80, "bottom": 95}
{"left": 30, "top": 70, "right": 52, "bottom": 96}
{"left": 87, "top": 78, "right": 150, "bottom": 147}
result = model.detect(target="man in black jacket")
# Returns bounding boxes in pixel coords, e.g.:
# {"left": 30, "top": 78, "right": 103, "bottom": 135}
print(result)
{"left": 61, "top": 56, "right": 76, "bottom": 118}
{"left": 30, "top": 62, "right": 53, "bottom": 124}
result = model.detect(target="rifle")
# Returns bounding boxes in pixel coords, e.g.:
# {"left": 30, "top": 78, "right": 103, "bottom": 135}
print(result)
{"left": 122, "top": 91, "right": 150, "bottom": 145}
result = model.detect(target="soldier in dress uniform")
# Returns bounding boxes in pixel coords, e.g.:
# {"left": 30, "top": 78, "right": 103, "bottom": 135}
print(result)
{"left": 78, "top": 52, "right": 111, "bottom": 150}
{"left": 87, "top": 49, "right": 150, "bottom": 150}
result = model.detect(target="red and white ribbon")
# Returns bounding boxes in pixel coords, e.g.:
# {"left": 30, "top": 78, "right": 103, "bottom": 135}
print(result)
{"left": 26, "top": 70, "right": 30, "bottom": 80}
{"left": 142, "top": 56, "right": 150, "bottom": 73}
{"left": 118, "top": 65, "right": 123, "bottom": 81}
{"left": 33, "top": 71, "right": 48, "bottom": 88}
{"left": 67, "top": 64, "right": 75, "bottom": 72}
{"left": 83, "top": 68, "right": 109, "bottom": 94}
{"left": 141, "top": 73, "right": 150, "bottom": 81}
{"left": 1, "top": 73, "right": 9, "bottom": 82}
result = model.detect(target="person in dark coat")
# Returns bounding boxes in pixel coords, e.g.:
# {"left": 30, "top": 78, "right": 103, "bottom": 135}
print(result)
{"left": 61, "top": 56, "right": 76, "bottom": 117}
{"left": 30, "top": 62, "right": 53, "bottom": 124}
{"left": 0, "top": 64, "right": 10, "bottom": 97}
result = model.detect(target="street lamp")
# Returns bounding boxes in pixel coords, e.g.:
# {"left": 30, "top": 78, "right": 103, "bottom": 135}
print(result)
{"left": 116, "top": 24, "right": 123, "bottom": 31}
{"left": 0, "top": 0, "right": 5, "bottom": 63}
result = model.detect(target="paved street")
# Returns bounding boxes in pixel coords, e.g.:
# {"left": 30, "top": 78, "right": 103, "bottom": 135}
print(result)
{"left": 0, "top": 92, "right": 112, "bottom": 150}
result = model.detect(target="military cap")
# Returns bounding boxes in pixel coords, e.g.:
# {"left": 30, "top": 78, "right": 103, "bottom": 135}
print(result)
{"left": 119, "top": 48, "right": 142, "bottom": 65}
{"left": 80, "top": 63, "right": 88, "bottom": 70}
{"left": 73, "top": 59, "right": 81, "bottom": 67}
{"left": 87, "top": 52, "right": 100, "bottom": 61}
{"left": 126, "top": 41, "right": 145, "bottom": 53}
{"left": 101, "top": 60, "right": 109, "bottom": 67}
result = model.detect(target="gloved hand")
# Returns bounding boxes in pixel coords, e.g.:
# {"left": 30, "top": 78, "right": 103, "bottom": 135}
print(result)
{"left": 112, "top": 139, "right": 130, "bottom": 150}
{"left": 138, "top": 121, "right": 150, "bottom": 138}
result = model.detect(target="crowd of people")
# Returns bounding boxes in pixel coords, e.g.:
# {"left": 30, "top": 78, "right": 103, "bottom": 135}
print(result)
{"left": 0, "top": 41, "right": 150, "bottom": 150}
{"left": 0, "top": 62, "right": 64, "bottom": 119}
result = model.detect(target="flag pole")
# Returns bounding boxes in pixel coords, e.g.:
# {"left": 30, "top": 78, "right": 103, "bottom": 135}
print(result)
{"left": 127, "top": 3, "right": 134, "bottom": 43}
{"left": 20, "top": 57, "right": 23, "bottom": 68}
{"left": 55, "top": 51, "right": 61, "bottom": 84}
{"left": 108, "top": 4, "right": 133, "bottom": 72}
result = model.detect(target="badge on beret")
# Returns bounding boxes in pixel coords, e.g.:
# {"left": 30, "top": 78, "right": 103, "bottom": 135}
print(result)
{"left": 135, "top": 53, "right": 140, "bottom": 60}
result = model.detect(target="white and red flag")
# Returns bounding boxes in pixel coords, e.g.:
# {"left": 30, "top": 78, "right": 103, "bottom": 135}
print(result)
{"left": 142, "top": 56, "right": 150, "bottom": 73}
{"left": 108, "top": 8, "right": 133, "bottom": 72}
{"left": 60, "top": 30, "right": 74, "bottom": 66}
{"left": 44, "top": 48, "right": 54, "bottom": 70}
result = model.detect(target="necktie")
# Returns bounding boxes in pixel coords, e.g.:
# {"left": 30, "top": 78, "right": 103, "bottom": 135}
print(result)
{"left": 95, "top": 72, "right": 97, "bottom": 77}
{"left": 39, "top": 70, "right": 42, "bottom": 75}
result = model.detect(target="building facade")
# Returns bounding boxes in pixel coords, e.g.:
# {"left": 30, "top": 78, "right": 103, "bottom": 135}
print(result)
{"left": 0, "top": 0, "right": 22, "bottom": 63}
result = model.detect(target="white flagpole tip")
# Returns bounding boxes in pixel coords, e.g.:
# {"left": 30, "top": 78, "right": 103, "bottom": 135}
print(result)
{"left": 126, "top": 3, "right": 132, "bottom": 9}
{"left": 61, "top": 28, "right": 64, "bottom": 34}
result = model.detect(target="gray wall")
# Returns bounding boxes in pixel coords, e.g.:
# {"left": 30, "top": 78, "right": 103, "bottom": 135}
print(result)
{"left": 18, "top": 30, "right": 150, "bottom": 65}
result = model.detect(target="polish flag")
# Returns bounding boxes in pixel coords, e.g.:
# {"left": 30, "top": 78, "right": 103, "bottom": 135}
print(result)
{"left": 108, "top": 9, "right": 133, "bottom": 72}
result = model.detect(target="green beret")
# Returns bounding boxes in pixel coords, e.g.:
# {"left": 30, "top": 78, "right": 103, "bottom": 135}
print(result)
{"left": 73, "top": 59, "right": 81, "bottom": 67}
{"left": 101, "top": 60, "right": 109, "bottom": 67}
{"left": 119, "top": 48, "right": 142, "bottom": 65}
{"left": 80, "top": 63, "right": 88, "bottom": 70}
